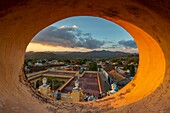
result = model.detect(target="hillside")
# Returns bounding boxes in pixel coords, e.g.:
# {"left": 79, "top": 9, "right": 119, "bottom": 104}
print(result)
{"left": 25, "top": 51, "right": 57, "bottom": 59}
{"left": 25, "top": 50, "right": 137, "bottom": 60}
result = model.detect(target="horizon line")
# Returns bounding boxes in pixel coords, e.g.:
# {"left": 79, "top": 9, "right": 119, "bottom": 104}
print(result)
{"left": 26, "top": 50, "right": 139, "bottom": 54}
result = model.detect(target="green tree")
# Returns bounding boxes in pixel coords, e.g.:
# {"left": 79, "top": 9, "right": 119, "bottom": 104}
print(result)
{"left": 117, "top": 60, "right": 123, "bottom": 65}
{"left": 89, "top": 62, "right": 97, "bottom": 71}
{"left": 129, "top": 65, "right": 135, "bottom": 77}
{"left": 76, "top": 59, "right": 84, "bottom": 65}
{"left": 64, "top": 59, "right": 71, "bottom": 64}
{"left": 123, "top": 64, "right": 129, "bottom": 70}
{"left": 134, "top": 57, "right": 139, "bottom": 64}
{"left": 123, "top": 64, "right": 135, "bottom": 77}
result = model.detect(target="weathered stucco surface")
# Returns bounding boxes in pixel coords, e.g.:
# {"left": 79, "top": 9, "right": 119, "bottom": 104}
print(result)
{"left": 0, "top": 0, "right": 170, "bottom": 112}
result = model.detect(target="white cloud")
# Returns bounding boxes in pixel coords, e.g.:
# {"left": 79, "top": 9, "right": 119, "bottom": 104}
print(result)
{"left": 72, "top": 25, "right": 78, "bottom": 29}
{"left": 59, "top": 25, "right": 78, "bottom": 29}
{"left": 59, "top": 25, "right": 67, "bottom": 29}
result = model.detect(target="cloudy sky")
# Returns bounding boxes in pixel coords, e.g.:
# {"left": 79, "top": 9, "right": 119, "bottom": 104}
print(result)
{"left": 26, "top": 16, "right": 138, "bottom": 53}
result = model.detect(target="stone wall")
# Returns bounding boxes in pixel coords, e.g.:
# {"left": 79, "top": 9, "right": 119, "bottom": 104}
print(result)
{"left": 0, "top": 0, "right": 170, "bottom": 112}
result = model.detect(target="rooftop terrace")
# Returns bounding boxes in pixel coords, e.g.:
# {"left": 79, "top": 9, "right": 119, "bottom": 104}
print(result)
{"left": 61, "top": 72, "right": 101, "bottom": 96}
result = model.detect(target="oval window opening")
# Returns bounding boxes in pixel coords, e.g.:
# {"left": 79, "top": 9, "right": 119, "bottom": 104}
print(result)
{"left": 24, "top": 16, "right": 139, "bottom": 102}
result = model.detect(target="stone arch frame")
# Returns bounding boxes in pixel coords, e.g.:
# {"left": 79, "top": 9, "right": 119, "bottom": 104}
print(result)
{"left": 0, "top": 0, "right": 169, "bottom": 112}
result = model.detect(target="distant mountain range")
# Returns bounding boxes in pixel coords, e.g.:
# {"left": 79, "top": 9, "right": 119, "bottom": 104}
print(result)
{"left": 25, "top": 50, "right": 138, "bottom": 60}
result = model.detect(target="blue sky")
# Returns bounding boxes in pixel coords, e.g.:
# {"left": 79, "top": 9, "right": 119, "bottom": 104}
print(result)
{"left": 27, "top": 16, "right": 138, "bottom": 53}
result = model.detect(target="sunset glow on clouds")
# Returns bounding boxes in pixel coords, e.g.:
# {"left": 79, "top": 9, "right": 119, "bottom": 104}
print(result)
{"left": 26, "top": 42, "right": 91, "bottom": 52}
